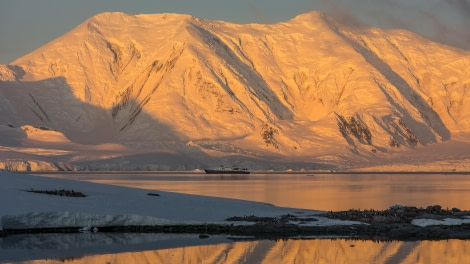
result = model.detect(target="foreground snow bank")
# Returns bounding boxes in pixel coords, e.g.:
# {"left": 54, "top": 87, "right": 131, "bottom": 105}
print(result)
{"left": 2, "top": 212, "right": 173, "bottom": 230}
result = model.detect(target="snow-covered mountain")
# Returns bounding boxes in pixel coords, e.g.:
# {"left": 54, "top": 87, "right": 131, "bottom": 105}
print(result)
{"left": 1, "top": 11, "right": 469, "bottom": 171}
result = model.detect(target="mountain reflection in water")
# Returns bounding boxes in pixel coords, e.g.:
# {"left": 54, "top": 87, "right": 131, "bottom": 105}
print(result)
{"left": 2, "top": 233, "right": 470, "bottom": 264}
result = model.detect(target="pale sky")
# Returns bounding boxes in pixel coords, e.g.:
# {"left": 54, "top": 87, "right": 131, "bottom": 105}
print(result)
{"left": 1, "top": 0, "right": 469, "bottom": 64}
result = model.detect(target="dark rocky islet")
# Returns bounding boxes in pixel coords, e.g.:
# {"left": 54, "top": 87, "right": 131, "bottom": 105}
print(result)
{"left": 25, "top": 189, "right": 86, "bottom": 197}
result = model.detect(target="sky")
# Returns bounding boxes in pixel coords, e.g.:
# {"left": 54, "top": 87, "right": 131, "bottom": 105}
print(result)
{"left": 0, "top": 0, "right": 469, "bottom": 64}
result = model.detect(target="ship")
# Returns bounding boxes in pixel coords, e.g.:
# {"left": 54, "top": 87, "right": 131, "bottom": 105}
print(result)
{"left": 204, "top": 166, "right": 250, "bottom": 174}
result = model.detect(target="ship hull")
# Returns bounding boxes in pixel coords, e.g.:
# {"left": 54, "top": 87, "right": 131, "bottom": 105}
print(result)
{"left": 204, "top": 169, "right": 250, "bottom": 174}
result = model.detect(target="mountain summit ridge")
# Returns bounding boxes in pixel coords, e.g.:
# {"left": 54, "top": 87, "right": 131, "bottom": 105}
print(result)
{"left": 1, "top": 11, "right": 469, "bottom": 170}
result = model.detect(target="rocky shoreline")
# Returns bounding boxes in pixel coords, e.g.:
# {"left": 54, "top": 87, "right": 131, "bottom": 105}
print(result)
{"left": 2, "top": 205, "right": 470, "bottom": 241}
{"left": 224, "top": 205, "right": 470, "bottom": 240}
{"left": 3, "top": 222, "right": 470, "bottom": 241}
{"left": 320, "top": 205, "right": 470, "bottom": 224}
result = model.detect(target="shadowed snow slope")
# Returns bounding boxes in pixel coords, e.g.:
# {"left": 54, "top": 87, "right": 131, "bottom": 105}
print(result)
{"left": 0, "top": 11, "right": 470, "bottom": 171}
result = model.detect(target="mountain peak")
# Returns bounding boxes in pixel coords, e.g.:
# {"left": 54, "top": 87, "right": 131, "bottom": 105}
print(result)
{"left": 290, "top": 10, "right": 328, "bottom": 21}
{"left": 88, "top": 11, "right": 196, "bottom": 26}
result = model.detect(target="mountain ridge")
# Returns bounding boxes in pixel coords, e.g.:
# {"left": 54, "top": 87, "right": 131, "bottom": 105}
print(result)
{"left": 1, "top": 11, "right": 469, "bottom": 171}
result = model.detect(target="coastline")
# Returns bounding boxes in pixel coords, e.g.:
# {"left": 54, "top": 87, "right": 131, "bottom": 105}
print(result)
{"left": 3, "top": 219, "right": 470, "bottom": 241}
{"left": 2, "top": 171, "right": 470, "bottom": 242}
{"left": 21, "top": 170, "right": 470, "bottom": 175}
{"left": 3, "top": 206, "right": 470, "bottom": 241}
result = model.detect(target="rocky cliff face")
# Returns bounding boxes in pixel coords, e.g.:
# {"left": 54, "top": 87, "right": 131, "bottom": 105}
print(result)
{"left": 1, "top": 11, "right": 469, "bottom": 170}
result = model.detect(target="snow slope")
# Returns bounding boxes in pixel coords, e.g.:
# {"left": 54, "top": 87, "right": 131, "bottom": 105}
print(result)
{"left": 1, "top": 11, "right": 470, "bottom": 171}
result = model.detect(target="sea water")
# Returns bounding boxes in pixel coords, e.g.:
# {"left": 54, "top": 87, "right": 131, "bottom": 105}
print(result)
{"left": 2, "top": 234, "right": 470, "bottom": 263}
{"left": 37, "top": 172, "right": 470, "bottom": 211}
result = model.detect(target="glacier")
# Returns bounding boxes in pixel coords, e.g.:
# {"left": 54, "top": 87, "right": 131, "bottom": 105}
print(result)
{"left": 0, "top": 11, "right": 469, "bottom": 171}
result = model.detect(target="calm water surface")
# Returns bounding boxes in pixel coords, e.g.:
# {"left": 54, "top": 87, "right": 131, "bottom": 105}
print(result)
{"left": 10, "top": 172, "right": 469, "bottom": 263}
{"left": 3, "top": 234, "right": 470, "bottom": 264}
{"left": 40, "top": 172, "right": 470, "bottom": 210}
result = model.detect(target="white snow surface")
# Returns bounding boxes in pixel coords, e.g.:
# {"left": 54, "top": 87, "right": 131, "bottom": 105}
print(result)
{"left": 411, "top": 217, "right": 470, "bottom": 227}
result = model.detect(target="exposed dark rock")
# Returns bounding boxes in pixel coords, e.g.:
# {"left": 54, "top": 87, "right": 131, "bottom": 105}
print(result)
{"left": 25, "top": 189, "right": 86, "bottom": 197}
{"left": 199, "top": 234, "right": 210, "bottom": 239}
{"left": 320, "top": 205, "right": 470, "bottom": 224}
{"left": 226, "top": 214, "right": 318, "bottom": 224}
{"left": 335, "top": 113, "right": 372, "bottom": 145}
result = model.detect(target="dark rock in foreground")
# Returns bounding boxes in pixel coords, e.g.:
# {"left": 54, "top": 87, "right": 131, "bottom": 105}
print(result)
{"left": 319, "top": 205, "right": 470, "bottom": 224}
{"left": 2, "top": 205, "right": 470, "bottom": 241}
{"left": 221, "top": 206, "right": 470, "bottom": 240}
{"left": 3, "top": 222, "right": 470, "bottom": 241}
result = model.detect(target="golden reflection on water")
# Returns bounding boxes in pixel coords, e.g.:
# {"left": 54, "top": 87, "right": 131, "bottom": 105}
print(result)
{"left": 62, "top": 173, "right": 470, "bottom": 211}
{"left": 25, "top": 239, "right": 470, "bottom": 264}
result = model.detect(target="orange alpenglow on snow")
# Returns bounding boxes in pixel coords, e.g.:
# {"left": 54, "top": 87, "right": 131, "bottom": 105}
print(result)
{"left": 0, "top": 11, "right": 469, "bottom": 171}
